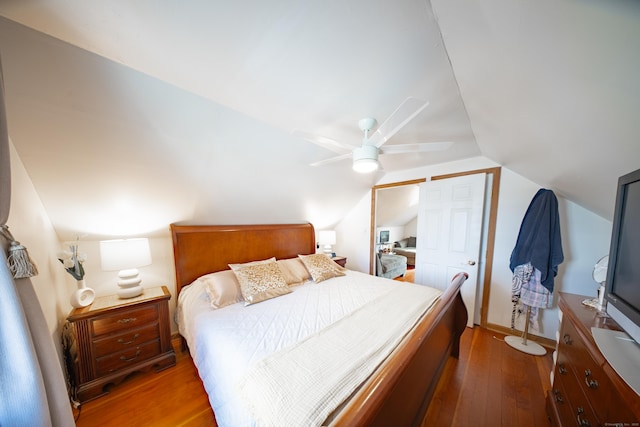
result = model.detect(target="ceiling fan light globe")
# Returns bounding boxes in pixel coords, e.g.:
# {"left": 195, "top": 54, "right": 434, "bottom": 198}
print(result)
{"left": 352, "top": 145, "right": 379, "bottom": 173}
{"left": 353, "top": 158, "right": 379, "bottom": 173}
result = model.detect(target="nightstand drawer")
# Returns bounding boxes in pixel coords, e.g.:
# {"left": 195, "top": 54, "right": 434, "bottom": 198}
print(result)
{"left": 93, "top": 323, "right": 159, "bottom": 357}
{"left": 65, "top": 286, "right": 176, "bottom": 403}
{"left": 96, "top": 339, "right": 161, "bottom": 376}
{"left": 91, "top": 305, "right": 158, "bottom": 337}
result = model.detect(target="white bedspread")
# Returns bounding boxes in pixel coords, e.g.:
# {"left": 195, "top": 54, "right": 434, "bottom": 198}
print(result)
{"left": 177, "top": 270, "right": 441, "bottom": 427}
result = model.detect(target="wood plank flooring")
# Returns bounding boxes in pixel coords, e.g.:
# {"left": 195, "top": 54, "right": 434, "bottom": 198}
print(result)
{"left": 74, "top": 327, "right": 553, "bottom": 427}
{"left": 423, "top": 327, "right": 553, "bottom": 426}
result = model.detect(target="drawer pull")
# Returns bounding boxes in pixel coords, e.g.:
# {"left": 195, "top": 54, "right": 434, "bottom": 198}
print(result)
{"left": 563, "top": 333, "right": 572, "bottom": 345}
{"left": 576, "top": 407, "right": 590, "bottom": 426}
{"left": 117, "top": 317, "right": 137, "bottom": 324}
{"left": 558, "top": 364, "right": 567, "bottom": 375}
{"left": 584, "top": 369, "right": 599, "bottom": 389}
{"left": 552, "top": 389, "right": 563, "bottom": 403}
{"left": 117, "top": 333, "right": 140, "bottom": 345}
{"left": 120, "top": 350, "right": 142, "bottom": 362}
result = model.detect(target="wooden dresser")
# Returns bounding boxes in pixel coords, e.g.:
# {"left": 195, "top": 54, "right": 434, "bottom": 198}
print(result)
{"left": 65, "top": 286, "right": 176, "bottom": 403}
{"left": 547, "top": 292, "right": 640, "bottom": 426}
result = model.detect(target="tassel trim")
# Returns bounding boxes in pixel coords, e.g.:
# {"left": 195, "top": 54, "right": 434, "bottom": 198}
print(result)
{"left": 0, "top": 225, "right": 39, "bottom": 278}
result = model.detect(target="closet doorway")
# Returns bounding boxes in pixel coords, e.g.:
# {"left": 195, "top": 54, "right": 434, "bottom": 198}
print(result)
{"left": 370, "top": 167, "right": 501, "bottom": 328}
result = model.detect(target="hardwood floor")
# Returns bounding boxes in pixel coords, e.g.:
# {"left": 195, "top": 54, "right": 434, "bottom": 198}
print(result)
{"left": 423, "top": 327, "right": 553, "bottom": 426}
{"left": 74, "top": 340, "right": 216, "bottom": 427}
{"left": 74, "top": 328, "right": 553, "bottom": 426}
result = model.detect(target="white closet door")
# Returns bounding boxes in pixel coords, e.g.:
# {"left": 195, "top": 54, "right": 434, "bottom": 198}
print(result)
{"left": 415, "top": 173, "right": 486, "bottom": 328}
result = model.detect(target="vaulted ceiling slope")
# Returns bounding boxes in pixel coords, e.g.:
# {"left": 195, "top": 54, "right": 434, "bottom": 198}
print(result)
{"left": 0, "top": 1, "right": 638, "bottom": 241}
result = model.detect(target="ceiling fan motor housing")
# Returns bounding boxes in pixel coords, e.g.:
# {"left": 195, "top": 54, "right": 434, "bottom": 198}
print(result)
{"left": 352, "top": 144, "right": 379, "bottom": 172}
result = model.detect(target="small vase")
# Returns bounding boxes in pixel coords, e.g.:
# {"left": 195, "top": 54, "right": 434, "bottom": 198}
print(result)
{"left": 70, "top": 279, "right": 96, "bottom": 308}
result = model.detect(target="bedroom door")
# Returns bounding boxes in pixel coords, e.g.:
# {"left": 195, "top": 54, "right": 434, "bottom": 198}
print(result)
{"left": 414, "top": 173, "right": 486, "bottom": 328}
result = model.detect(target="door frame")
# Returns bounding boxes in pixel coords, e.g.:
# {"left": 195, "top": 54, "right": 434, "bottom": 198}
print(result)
{"left": 370, "top": 167, "right": 501, "bottom": 328}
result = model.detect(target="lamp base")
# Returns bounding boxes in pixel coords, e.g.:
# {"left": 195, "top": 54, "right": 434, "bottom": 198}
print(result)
{"left": 117, "top": 268, "right": 144, "bottom": 298}
{"left": 118, "top": 285, "right": 144, "bottom": 299}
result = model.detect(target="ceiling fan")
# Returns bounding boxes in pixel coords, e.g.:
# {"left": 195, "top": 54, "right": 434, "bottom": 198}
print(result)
{"left": 294, "top": 97, "right": 454, "bottom": 173}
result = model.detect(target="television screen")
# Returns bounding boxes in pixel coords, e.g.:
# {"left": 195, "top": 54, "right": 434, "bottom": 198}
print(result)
{"left": 606, "top": 168, "right": 640, "bottom": 344}
{"left": 611, "top": 180, "right": 640, "bottom": 308}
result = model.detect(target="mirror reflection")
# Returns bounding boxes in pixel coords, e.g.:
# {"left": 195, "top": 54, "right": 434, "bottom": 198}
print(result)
{"left": 371, "top": 180, "right": 424, "bottom": 281}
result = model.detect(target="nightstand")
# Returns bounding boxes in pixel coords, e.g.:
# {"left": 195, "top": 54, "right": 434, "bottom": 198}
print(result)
{"left": 333, "top": 256, "right": 347, "bottom": 267}
{"left": 64, "top": 286, "right": 176, "bottom": 403}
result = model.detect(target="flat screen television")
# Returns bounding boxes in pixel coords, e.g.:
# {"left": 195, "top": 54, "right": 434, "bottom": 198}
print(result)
{"left": 605, "top": 167, "right": 640, "bottom": 344}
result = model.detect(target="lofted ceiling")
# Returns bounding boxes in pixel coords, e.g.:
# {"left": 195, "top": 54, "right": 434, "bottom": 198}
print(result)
{"left": 0, "top": 0, "right": 638, "bottom": 241}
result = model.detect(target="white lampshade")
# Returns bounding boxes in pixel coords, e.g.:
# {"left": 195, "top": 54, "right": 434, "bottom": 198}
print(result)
{"left": 318, "top": 230, "right": 336, "bottom": 245}
{"left": 318, "top": 230, "right": 336, "bottom": 256}
{"left": 100, "top": 238, "right": 152, "bottom": 299}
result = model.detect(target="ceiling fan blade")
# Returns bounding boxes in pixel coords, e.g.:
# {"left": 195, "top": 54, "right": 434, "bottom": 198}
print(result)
{"left": 379, "top": 141, "right": 454, "bottom": 154}
{"left": 292, "top": 129, "right": 357, "bottom": 154}
{"left": 369, "top": 97, "right": 430, "bottom": 148}
{"left": 310, "top": 152, "right": 353, "bottom": 167}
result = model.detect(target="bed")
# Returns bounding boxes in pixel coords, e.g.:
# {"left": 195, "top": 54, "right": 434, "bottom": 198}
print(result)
{"left": 171, "top": 223, "right": 467, "bottom": 427}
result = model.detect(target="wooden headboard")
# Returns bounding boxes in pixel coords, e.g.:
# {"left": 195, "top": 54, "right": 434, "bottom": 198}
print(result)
{"left": 170, "top": 223, "right": 316, "bottom": 295}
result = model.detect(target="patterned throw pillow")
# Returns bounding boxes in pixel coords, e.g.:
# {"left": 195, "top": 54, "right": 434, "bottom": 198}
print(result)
{"left": 298, "top": 253, "right": 346, "bottom": 283}
{"left": 231, "top": 261, "right": 291, "bottom": 305}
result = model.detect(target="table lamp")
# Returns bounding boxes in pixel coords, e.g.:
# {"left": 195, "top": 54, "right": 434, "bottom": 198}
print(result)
{"left": 318, "top": 230, "right": 336, "bottom": 257}
{"left": 100, "top": 238, "right": 152, "bottom": 298}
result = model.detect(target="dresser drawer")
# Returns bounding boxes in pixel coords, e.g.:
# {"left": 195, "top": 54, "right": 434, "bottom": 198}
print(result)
{"left": 559, "top": 319, "right": 637, "bottom": 423}
{"left": 96, "top": 339, "right": 161, "bottom": 376}
{"left": 549, "top": 365, "right": 575, "bottom": 424}
{"left": 555, "top": 364, "right": 598, "bottom": 427}
{"left": 92, "top": 323, "right": 159, "bottom": 357}
{"left": 90, "top": 305, "right": 159, "bottom": 337}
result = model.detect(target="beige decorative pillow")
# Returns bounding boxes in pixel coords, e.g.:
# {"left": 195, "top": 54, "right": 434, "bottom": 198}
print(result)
{"left": 299, "top": 253, "right": 346, "bottom": 283}
{"left": 231, "top": 261, "right": 292, "bottom": 305}
{"left": 229, "top": 257, "right": 276, "bottom": 270}
{"left": 198, "top": 270, "right": 244, "bottom": 309}
{"left": 277, "top": 258, "right": 311, "bottom": 286}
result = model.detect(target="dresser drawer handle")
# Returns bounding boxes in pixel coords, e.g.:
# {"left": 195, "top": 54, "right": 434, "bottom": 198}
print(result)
{"left": 576, "top": 407, "right": 590, "bottom": 426}
{"left": 117, "top": 333, "right": 140, "bottom": 345}
{"left": 558, "top": 364, "right": 567, "bottom": 375}
{"left": 552, "top": 388, "right": 563, "bottom": 403}
{"left": 117, "top": 317, "right": 137, "bottom": 324}
{"left": 563, "top": 333, "right": 572, "bottom": 345}
{"left": 584, "top": 369, "right": 599, "bottom": 389}
{"left": 120, "top": 350, "right": 142, "bottom": 362}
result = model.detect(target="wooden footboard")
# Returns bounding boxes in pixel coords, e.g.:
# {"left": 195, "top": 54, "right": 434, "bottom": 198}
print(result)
{"left": 330, "top": 272, "right": 468, "bottom": 427}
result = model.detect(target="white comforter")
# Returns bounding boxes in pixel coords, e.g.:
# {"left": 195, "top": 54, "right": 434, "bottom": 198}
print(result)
{"left": 177, "top": 270, "right": 440, "bottom": 427}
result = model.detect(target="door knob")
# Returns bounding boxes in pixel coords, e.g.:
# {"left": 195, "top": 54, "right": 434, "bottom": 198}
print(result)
{"left": 466, "top": 260, "right": 476, "bottom": 266}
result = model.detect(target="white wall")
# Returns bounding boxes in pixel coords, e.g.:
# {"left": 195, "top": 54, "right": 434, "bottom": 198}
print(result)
{"left": 404, "top": 217, "right": 418, "bottom": 239}
{"left": 335, "top": 156, "right": 613, "bottom": 340}
{"left": 7, "top": 141, "right": 70, "bottom": 365}
{"left": 12, "top": 143, "right": 614, "bottom": 345}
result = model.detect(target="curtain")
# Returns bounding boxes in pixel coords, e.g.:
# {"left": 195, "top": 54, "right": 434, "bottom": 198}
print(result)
{"left": 0, "top": 57, "right": 74, "bottom": 426}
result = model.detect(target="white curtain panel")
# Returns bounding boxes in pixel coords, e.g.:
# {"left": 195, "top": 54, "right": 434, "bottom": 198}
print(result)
{"left": 0, "top": 56, "right": 74, "bottom": 426}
